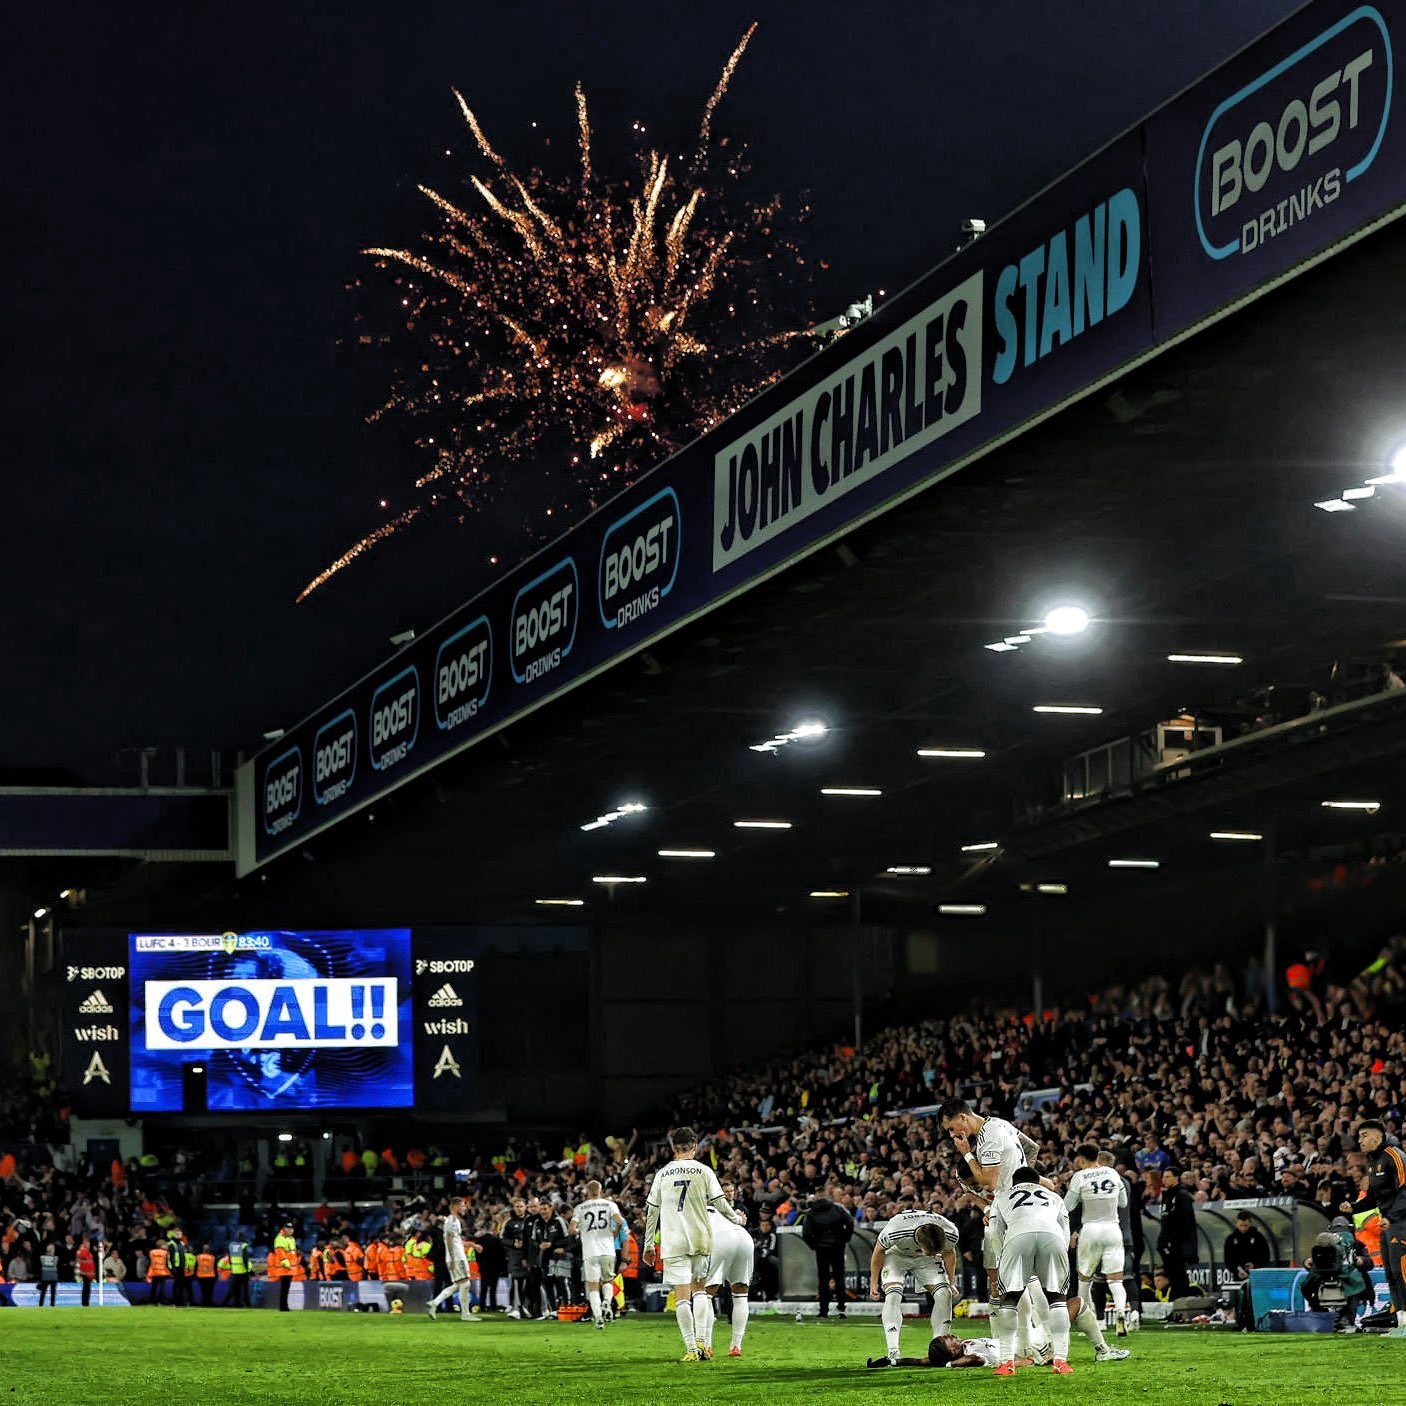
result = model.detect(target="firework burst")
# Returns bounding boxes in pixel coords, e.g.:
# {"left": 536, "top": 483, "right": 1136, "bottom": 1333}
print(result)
{"left": 299, "top": 23, "right": 817, "bottom": 600}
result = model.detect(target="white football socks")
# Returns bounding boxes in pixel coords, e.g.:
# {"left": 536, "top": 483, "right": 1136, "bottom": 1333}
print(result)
{"left": 1110, "top": 1279, "right": 1129, "bottom": 1314}
{"left": 882, "top": 1290, "right": 904, "bottom": 1359}
{"left": 1049, "top": 1303, "right": 1071, "bottom": 1361}
{"left": 731, "top": 1293, "right": 750, "bottom": 1350}
{"left": 994, "top": 1302, "right": 1019, "bottom": 1364}
{"left": 587, "top": 1288, "right": 602, "bottom": 1325}
{"left": 930, "top": 1285, "right": 953, "bottom": 1339}
{"left": 693, "top": 1292, "right": 714, "bottom": 1348}
{"left": 675, "top": 1298, "right": 695, "bottom": 1351}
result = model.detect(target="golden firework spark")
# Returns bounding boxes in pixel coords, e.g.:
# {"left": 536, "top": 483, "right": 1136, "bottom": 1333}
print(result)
{"left": 302, "top": 22, "right": 815, "bottom": 601}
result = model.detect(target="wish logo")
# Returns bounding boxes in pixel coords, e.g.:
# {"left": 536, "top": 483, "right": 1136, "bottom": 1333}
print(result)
{"left": 434, "top": 615, "right": 492, "bottom": 732}
{"left": 312, "top": 710, "right": 357, "bottom": 806}
{"left": 1194, "top": 6, "right": 1392, "bottom": 260}
{"left": 262, "top": 746, "right": 303, "bottom": 837}
{"left": 509, "top": 557, "right": 578, "bottom": 685}
{"left": 598, "top": 486, "right": 680, "bottom": 630}
{"left": 369, "top": 666, "right": 419, "bottom": 772}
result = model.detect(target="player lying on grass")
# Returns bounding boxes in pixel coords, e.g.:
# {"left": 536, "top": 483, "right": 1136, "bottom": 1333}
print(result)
{"left": 866, "top": 1282, "right": 1052, "bottom": 1369}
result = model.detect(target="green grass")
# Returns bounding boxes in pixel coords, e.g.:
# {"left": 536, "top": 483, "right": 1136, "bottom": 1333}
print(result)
{"left": 0, "top": 1309, "right": 1393, "bottom": 1404}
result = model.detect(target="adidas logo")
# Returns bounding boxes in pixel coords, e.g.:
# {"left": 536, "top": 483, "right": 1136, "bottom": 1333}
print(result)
{"left": 427, "top": 983, "right": 463, "bottom": 1008}
{"left": 79, "top": 990, "right": 114, "bottom": 1015}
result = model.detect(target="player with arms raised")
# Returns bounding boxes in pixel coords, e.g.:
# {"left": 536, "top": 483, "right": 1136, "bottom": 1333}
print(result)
{"left": 868, "top": 1205, "right": 960, "bottom": 1363}
{"left": 644, "top": 1127, "right": 739, "bottom": 1363}
{"left": 1066, "top": 1144, "right": 1132, "bottom": 1336}
{"left": 572, "top": 1179, "right": 625, "bottom": 1330}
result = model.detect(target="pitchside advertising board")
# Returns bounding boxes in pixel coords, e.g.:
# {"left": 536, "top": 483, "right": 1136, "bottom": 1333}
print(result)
{"left": 238, "top": 0, "right": 1406, "bottom": 873}
{"left": 61, "top": 929, "right": 480, "bottom": 1116}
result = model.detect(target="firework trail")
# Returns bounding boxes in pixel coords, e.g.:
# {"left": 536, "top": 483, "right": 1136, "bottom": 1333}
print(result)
{"left": 300, "top": 23, "right": 816, "bottom": 601}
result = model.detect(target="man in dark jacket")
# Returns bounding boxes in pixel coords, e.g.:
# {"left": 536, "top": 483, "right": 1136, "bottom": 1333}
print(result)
{"left": 502, "top": 1200, "right": 534, "bottom": 1319}
{"left": 1156, "top": 1171, "right": 1197, "bottom": 1299}
{"left": 1224, "top": 1210, "right": 1271, "bottom": 1329}
{"left": 753, "top": 1218, "right": 779, "bottom": 1300}
{"left": 801, "top": 1191, "right": 854, "bottom": 1317}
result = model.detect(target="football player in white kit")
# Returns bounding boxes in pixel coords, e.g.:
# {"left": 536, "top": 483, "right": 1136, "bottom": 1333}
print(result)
{"left": 940, "top": 1098, "right": 1044, "bottom": 1300}
{"left": 571, "top": 1179, "right": 625, "bottom": 1330}
{"left": 425, "top": 1197, "right": 480, "bottom": 1322}
{"left": 990, "top": 1168, "right": 1073, "bottom": 1375}
{"left": 867, "top": 1205, "right": 960, "bottom": 1363}
{"left": 1066, "top": 1144, "right": 1131, "bottom": 1335}
{"left": 643, "top": 1127, "right": 740, "bottom": 1363}
{"left": 701, "top": 1180, "right": 754, "bottom": 1359}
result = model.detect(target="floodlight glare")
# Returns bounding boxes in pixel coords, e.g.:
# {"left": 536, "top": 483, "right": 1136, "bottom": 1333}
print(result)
{"left": 1342, "top": 486, "right": 1376, "bottom": 501}
{"left": 1043, "top": 605, "right": 1090, "bottom": 636}
{"left": 1392, "top": 444, "right": 1406, "bottom": 476}
{"left": 809, "top": 890, "right": 849, "bottom": 899}
{"left": 1314, "top": 499, "right": 1354, "bottom": 512}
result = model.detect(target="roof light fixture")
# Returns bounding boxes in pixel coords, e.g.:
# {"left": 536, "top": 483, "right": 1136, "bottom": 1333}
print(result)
{"left": 938, "top": 904, "right": 987, "bottom": 917}
{"left": 809, "top": 890, "right": 849, "bottom": 899}
{"left": 917, "top": 747, "right": 986, "bottom": 759}
{"left": 535, "top": 898, "right": 585, "bottom": 907}
{"left": 1313, "top": 498, "right": 1354, "bottom": 512}
{"left": 1321, "top": 800, "right": 1380, "bottom": 813}
{"left": 1033, "top": 704, "right": 1103, "bottom": 715}
{"left": 1167, "top": 653, "right": 1243, "bottom": 665}
{"left": 1043, "top": 605, "right": 1091, "bottom": 636}
{"left": 750, "top": 719, "right": 829, "bottom": 755}
{"left": 591, "top": 874, "right": 647, "bottom": 885}
{"left": 580, "top": 801, "right": 648, "bottom": 832}
{"left": 960, "top": 841, "right": 999, "bottom": 853}
{"left": 985, "top": 641, "right": 1019, "bottom": 652}
{"left": 657, "top": 848, "right": 717, "bottom": 859}
{"left": 1035, "top": 882, "right": 1069, "bottom": 895}
{"left": 820, "top": 786, "right": 882, "bottom": 797}
{"left": 733, "top": 819, "right": 793, "bottom": 830}
{"left": 1108, "top": 858, "right": 1160, "bottom": 869}
{"left": 886, "top": 865, "right": 932, "bottom": 876}
{"left": 1210, "top": 830, "right": 1263, "bottom": 842}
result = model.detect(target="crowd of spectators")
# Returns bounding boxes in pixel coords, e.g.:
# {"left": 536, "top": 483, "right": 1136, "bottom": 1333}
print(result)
{"left": 2, "top": 940, "right": 1401, "bottom": 1306}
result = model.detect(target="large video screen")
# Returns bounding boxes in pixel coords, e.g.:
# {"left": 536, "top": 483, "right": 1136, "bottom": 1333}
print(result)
{"left": 129, "top": 929, "right": 414, "bottom": 1112}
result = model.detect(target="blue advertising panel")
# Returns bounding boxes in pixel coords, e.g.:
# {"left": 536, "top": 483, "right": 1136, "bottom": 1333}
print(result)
{"left": 238, "top": 0, "right": 1406, "bottom": 874}
{"left": 128, "top": 929, "right": 414, "bottom": 1112}
{"left": 1146, "top": 1, "right": 1402, "bottom": 332}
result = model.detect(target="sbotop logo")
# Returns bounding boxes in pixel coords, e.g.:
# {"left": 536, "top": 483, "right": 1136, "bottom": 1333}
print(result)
{"left": 1195, "top": 6, "right": 1392, "bottom": 260}
{"left": 598, "top": 486, "right": 681, "bottom": 630}
{"left": 262, "top": 746, "right": 303, "bottom": 836}
{"left": 434, "top": 615, "right": 493, "bottom": 732}
{"left": 510, "top": 557, "right": 579, "bottom": 685}
{"left": 369, "top": 665, "right": 420, "bottom": 772}
{"left": 312, "top": 710, "right": 358, "bottom": 806}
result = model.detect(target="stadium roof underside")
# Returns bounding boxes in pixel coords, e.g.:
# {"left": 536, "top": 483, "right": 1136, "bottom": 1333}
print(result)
{"left": 104, "top": 209, "right": 1406, "bottom": 948}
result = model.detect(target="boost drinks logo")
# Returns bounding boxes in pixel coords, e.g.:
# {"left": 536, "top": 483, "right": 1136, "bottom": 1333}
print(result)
{"left": 312, "top": 709, "right": 358, "bottom": 806}
{"left": 1195, "top": 6, "right": 1392, "bottom": 260}
{"left": 369, "top": 666, "right": 420, "bottom": 772}
{"left": 434, "top": 615, "right": 492, "bottom": 732}
{"left": 262, "top": 746, "right": 303, "bottom": 837}
{"left": 598, "top": 487, "right": 680, "bottom": 630}
{"left": 509, "top": 557, "right": 578, "bottom": 685}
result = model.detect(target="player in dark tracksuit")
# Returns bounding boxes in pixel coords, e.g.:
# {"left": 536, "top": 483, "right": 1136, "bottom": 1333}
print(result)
{"left": 1349, "top": 1120, "right": 1406, "bottom": 1323}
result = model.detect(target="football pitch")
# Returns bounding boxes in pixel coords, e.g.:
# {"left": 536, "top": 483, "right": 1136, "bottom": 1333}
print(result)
{"left": 2, "top": 1309, "right": 1391, "bottom": 1404}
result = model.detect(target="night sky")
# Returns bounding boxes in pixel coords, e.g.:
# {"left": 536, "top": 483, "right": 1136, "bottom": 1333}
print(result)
{"left": 8, "top": 1, "right": 1300, "bottom": 778}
